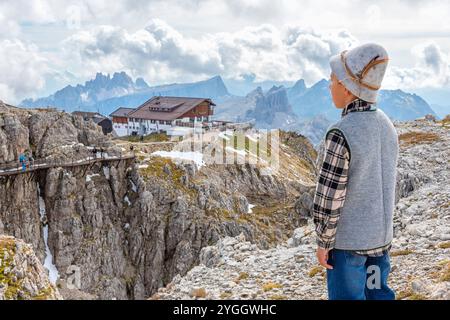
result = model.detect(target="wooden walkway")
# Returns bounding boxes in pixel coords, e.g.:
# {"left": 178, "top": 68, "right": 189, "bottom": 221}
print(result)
{"left": 0, "top": 153, "right": 135, "bottom": 177}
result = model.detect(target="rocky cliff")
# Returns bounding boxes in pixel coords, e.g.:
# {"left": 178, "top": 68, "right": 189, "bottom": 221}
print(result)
{"left": 0, "top": 101, "right": 317, "bottom": 299}
{"left": 151, "top": 117, "right": 450, "bottom": 300}
{"left": 0, "top": 235, "right": 61, "bottom": 300}
{"left": 244, "top": 86, "right": 300, "bottom": 130}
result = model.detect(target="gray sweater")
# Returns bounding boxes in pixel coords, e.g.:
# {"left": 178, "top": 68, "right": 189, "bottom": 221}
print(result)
{"left": 325, "top": 108, "right": 399, "bottom": 250}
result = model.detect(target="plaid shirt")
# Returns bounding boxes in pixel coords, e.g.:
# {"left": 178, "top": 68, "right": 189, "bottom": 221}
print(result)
{"left": 313, "top": 99, "right": 391, "bottom": 257}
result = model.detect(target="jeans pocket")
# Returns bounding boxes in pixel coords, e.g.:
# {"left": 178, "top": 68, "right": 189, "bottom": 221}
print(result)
{"left": 343, "top": 251, "right": 367, "bottom": 266}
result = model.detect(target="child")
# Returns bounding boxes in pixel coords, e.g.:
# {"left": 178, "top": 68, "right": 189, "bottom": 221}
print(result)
{"left": 313, "top": 43, "right": 399, "bottom": 300}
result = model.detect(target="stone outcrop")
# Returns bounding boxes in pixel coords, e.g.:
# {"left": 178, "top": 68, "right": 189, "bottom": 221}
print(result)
{"left": 0, "top": 235, "right": 61, "bottom": 300}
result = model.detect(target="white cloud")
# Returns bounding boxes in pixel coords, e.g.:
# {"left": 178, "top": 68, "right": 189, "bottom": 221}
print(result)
{"left": 64, "top": 17, "right": 450, "bottom": 92}
{"left": 0, "top": 1, "right": 57, "bottom": 25}
{"left": 285, "top": 27, "right": 357, "bottom": 83}
{"left": 1, "top": 0, "right": 450, "bottom": 101}
{"left": 65, "top": 19, "right": 357, "bottom": 86}
{"left": 384, "top": 43, "right": 450, "bottom": 89}
{"left": 0, "top": 39, "right": 49, "bottom": 103}
{"left": 0, "top": 12, "right": 20, "bottom": 39}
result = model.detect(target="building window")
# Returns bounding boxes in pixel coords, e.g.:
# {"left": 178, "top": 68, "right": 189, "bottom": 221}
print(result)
{"left": 165, "top": 121, "right": 171, "bottom": 125}
{"left": 151, "top": 119, "right": 156, "bottom": 123}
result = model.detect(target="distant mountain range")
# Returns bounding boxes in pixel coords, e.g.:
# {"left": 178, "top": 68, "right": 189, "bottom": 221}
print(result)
{"left": 21, "top": 72, "right": 230, "bottom": 115}
{"left": 22, "top": 72, "right": 150, "bottom": 112}
{"left": 285, "top": 79, "right": 437, "bottom": 123}
{"left": 21, "top": 72, "right": 439, "bottom": 145}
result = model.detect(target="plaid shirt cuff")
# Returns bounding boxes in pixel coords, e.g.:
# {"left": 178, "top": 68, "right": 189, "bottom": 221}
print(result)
{"left": 316, "top": 235, "right": 335, "bottom": 250}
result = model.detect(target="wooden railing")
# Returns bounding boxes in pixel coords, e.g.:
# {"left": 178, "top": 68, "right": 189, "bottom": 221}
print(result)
{"left": 0, "top": 152, "right": 135, "bottom": 177}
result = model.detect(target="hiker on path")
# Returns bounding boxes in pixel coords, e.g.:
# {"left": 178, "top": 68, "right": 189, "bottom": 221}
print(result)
{"left": 19, "top": 152, "right": 27, "bottom": 172}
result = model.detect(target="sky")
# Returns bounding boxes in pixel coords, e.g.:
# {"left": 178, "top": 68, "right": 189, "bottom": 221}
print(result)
{"left": 1, "top": 0, "right": 450, "bottom": 105}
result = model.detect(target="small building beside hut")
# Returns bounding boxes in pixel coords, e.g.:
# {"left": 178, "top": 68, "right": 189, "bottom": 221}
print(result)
{"left": 72, "top": 111, "right": 113, "bottom": 135}
{"left": 109, "top": 107, "right": 134, "bottom": 137}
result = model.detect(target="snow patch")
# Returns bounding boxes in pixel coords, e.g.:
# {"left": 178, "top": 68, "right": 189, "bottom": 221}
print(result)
{"left": 37, "top": 184, "right": 60, "bottom": 285}
{"left": 86, "top": 173, "right": 100, "bottom": 182}
{"left": 248, "top": 204, "right": 256, "bottom": 214}
{"left": 103, "top": 166, "right": 110, "bottom": 179}
{"left": 130, "top": 179, "right": 138, "bottom": 192}
{"left": 151, "top": 151, "right": 205, "bottom": 169}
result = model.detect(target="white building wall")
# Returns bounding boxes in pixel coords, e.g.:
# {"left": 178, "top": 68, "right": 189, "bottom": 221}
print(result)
{"left": 112, "top": 123, "right": 129, "bottom": 137}
{"left": 113, "top": 116, "right": 210, "bottom": 138}
{"left": 133, "top": 120, "right": 175, "bottom": 134}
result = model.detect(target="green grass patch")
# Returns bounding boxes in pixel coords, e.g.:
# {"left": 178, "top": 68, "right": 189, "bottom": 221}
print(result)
{"left": 262, "top": 282, "right": 282, "bottom": 292}
{"left": 122, "top": 132, "right": 170, "bottom": 143}
{"left": 399, "top": 131, "right": 441, "bottom": 146}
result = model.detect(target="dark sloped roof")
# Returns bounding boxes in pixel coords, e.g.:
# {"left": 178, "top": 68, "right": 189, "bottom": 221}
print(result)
{"left": 93, "top": 117, "right": 111, "bottom": 124}
{"left": 72, "top": 111, "right": 104, "bottom": 118}
{"left": 126, "top": 96, "right": 215, "bottom": 121}
{"left": 109, "top": 107, "right": 135, "bottom": 117}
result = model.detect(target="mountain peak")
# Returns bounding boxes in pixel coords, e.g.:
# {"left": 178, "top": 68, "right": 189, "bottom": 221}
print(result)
{"left": 245, "top": 86, "right": 264, "bottom": 99}
{"left": 93, "top": 72, "right": 110, "bottom": 82}
{"left": 135, "top": 77, "right": 149, "bottom": 89}
{"left": 202, "top": 75, "right": 230, "bottom": 96}
{"left": 306, "top": 79, "right": 329, "bottom": 92}
{"left": 209, "top": 75, "right": 223, "bottom": 81}
{"left": 112, "top": 71, "right": 131, "bottom": 81}
{"left": 287, "top": 79, "right": 308, "bottom": 102}
{"left": 110, "top": 72, "right": 134, "bottom": 88}
{"left": 267, "top": 85, "right": 285, "bottom": 95}
{"left": 315, "top": 79, "right": 329, "bottom": 86}
{"left": 292, "top": 79, "right": 306, "bottom": 91}
{"left": 86, "top": 72, "right": 111, "bottom": 89}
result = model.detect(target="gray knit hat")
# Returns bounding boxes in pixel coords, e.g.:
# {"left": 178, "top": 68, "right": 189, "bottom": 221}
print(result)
{"left": 329, "top": 43, "right": 389, "bottom": 103}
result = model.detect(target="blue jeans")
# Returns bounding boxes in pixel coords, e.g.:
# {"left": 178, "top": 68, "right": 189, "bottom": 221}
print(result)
{"left": 326, "top": 249, "right": 395, "bottom": 300}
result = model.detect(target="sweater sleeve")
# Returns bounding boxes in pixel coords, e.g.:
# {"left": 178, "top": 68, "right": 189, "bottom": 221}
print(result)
{"left": 313, "top": 129, "right": 350, "bottom": 249}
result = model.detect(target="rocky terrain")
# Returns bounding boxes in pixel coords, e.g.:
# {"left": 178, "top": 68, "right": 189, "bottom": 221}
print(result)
{"left": 151, "top": 116, "right": 450, "bottom": 300}
{"left": 0, "top": 235, "right": 61, "bottom": 300}
{"left": 1, "top": 99, "right": 448, "bottom": 300}
{"left": 0, "top": 101, "right": 317, "bottom": 299}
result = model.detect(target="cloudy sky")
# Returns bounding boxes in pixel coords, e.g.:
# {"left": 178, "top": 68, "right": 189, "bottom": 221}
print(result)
{"left": 1, "top": 0, "right": 450, "bottom": 104}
